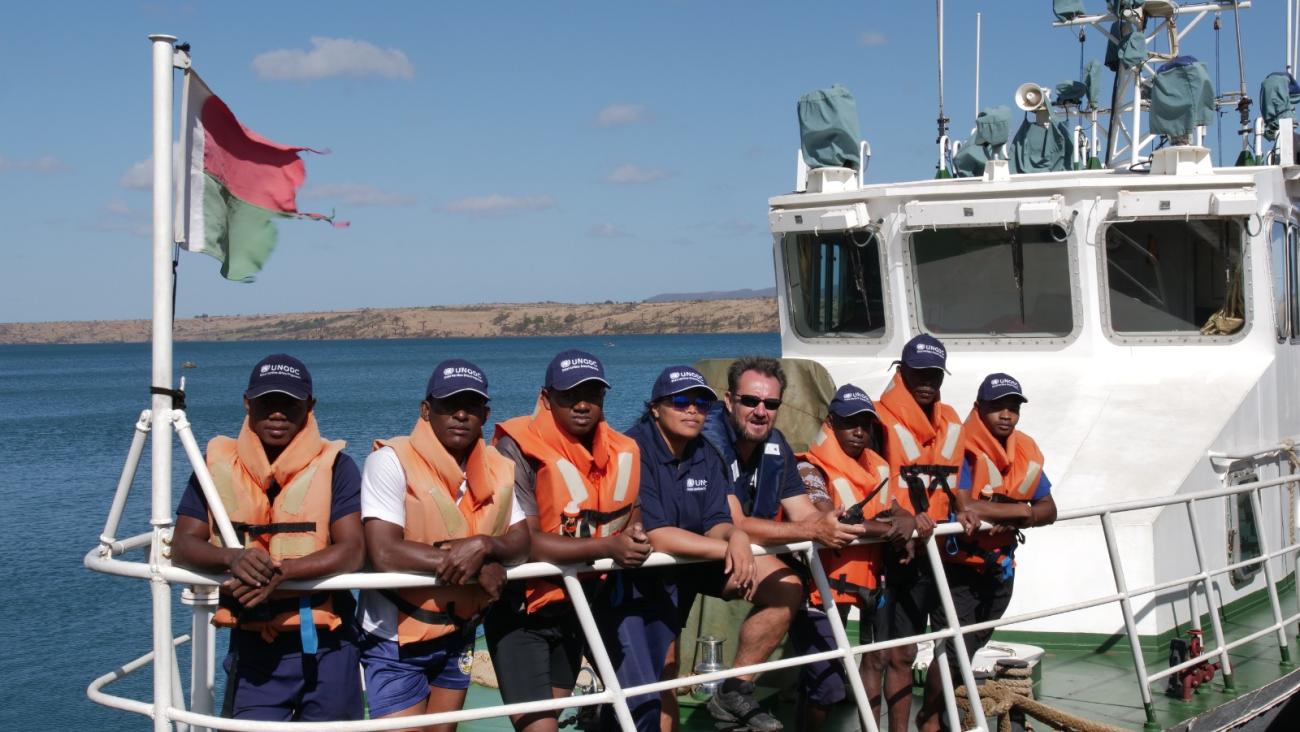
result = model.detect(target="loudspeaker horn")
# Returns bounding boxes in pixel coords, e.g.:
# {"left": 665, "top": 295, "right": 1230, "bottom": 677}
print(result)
{"left": 1015, "top": 83, "right": 1050, "bottom": 112}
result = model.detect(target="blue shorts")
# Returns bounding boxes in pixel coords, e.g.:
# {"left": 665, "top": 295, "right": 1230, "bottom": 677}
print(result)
{"left": 359, "top": 629, "right": 476, "bottom": 718}
{"left": 223, "top": 627, "right": 363, "bottom": 721}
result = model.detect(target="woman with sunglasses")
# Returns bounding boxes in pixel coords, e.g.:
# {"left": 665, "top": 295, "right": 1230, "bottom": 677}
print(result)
{"left": 598, "top": 366, "right": 757, "bottom": 732}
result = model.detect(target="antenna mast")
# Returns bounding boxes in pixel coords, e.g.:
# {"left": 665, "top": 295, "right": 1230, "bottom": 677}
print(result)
{"left": 935, "top": 0, "right": 951, "bottom": 177}
{"left": 975, "top": 12, "right": 982, "bottom": 118}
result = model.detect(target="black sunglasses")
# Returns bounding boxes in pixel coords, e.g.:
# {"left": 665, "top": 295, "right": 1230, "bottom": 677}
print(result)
{"left": 735, "top": 394, "right": 782, "bottom": 410}
{"left": 665, "top": 394, "right": 715, "bottom": 410}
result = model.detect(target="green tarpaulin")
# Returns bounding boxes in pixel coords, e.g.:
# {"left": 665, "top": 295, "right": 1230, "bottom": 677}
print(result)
{"left": 798, "top": 85, "right": 861, "bottom": 170}
{"left": 954, "top": 106, "right": 1012, "bottom": 178}
{"left": 1053, "top": 0, "right": 1086, "bottom": 22}
{"left": 1011, "top": 116, "right": 1075, "bottom": 173}
{"left": 1149, "top": 57, "right": 1215, "bottom": 139}
{"left": 1084, "top": 59, "right": 1105, "bottom": 109}
{"left": 1105, "top": 19, "right": 1147, "bottom": 72}
{"left": 1260, "top": 72, "right": 1300, "bottom": 140}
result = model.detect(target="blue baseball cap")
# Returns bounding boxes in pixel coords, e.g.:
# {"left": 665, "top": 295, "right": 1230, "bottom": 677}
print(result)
{"left": 544, "top": 349, "right": 610, "bottom": 391}
{"left": 426, "top": 359, "right": 490, "bottom": 400}
{"left": 651, "top": 366, "right": 718, "bottom": 401}
{"left": 895, "top": 334, "right": 950, "bottom": 373}
{"left": 245, "top": 354, "right": 312, "bottom": 401}
{"left": 977, "top": 373, "right": 1028, "bottom": 403}
{"left": 828, "top": 383, "right": 877, "bottom": 419}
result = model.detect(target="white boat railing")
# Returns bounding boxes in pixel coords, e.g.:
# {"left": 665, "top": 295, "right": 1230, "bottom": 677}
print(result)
{"left": 86, "top": 443, "right": 1300, "bottom": 732}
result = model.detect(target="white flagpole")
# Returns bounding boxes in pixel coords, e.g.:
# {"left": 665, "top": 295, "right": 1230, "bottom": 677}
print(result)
{"left": 148, "top": 32, "right": 178, "bottom": 732}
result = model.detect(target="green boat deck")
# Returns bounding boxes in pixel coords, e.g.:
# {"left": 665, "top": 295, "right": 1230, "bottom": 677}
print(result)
{"left": 456, "top": 577, "right": 1300, "bottom": 730}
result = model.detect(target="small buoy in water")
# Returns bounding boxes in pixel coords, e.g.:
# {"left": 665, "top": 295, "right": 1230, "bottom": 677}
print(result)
{"left": 181, "top": 361, "right": 198, "bottom": 369}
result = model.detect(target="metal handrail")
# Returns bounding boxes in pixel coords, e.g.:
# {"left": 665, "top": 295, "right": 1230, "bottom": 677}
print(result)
{"left": 85, "top": 463, "right": 1300, "bottom": 731}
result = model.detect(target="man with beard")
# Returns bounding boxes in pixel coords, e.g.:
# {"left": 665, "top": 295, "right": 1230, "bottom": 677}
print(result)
{"left": 698, "top": 356, "right": 867, "bottom": 732}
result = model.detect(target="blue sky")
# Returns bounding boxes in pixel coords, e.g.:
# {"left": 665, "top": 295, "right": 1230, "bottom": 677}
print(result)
{"left": 1, "top": 1, "right": 1291, "bottom": 323}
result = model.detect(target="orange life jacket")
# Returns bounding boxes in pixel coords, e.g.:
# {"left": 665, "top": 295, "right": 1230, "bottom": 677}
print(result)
{"left": 205, "top": 414, "right": 345, "bottom": 640}
{"left": 375, "top": 418, "right": 516, "bottom": 646}
{"left": 799, "top": 423, "right": 892, "bottom": 607}
{"left": 493, "top": 396, "right": 640, "bottom": 613}
{"left": 948, "top": 408, "right": 1045, "bottom": 568}
{"left": 877, "top": 371, "right": 965, "bottom": 521}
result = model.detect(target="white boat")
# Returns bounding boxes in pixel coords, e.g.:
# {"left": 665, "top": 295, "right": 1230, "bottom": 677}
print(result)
{"left": 86, "top": 2, "right": 1300, "bottom": 730}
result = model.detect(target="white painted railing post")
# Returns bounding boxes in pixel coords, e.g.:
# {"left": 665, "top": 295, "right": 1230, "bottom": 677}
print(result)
{"left": 1100, "top": 512, "right": 1157, "bottom": 728}
{"left": 805, "top": 547, "right": 880, "bottom": 732}
{"left": 100, "top": 410, "right": 152, "bottom": 547}
{"left": 924, "top": 538, "right": 989, "bottom": 732}
{"left": 1247, "top": 487, "right": 1294, "bottom": 664}
{"left": 1184, "top": 500, "right": 1235, "bottom": 689}
{"left": 560, "top": 571, "right": 637, "bottom": 730}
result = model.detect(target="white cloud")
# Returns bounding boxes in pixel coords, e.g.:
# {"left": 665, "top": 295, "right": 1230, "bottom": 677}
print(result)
{"left": 253, "top": 37, "right": 415, "bottom": 81}
{"left": 103, "top": 199, "right": 132, "bottom": 214}
{"left": 120, "top": 142, "right": 182, "bottom": 190}
{"left": 0, "top": 154, "right": 70, "bottom": 173}
{"left": 439, "top": 194, "right": 557, "bottom": 216}
{"left": 595, "top": 104, "right": 649, "bottom": 127}
{"left": 858, "top": 31, "right": 887, "bottom": 46}
{"left": 587, "top": 223, "right": 630, "bottom": 238}
{"left": 605, "top": 163, "right": 674, "bottom": 184}
{"left": 304, "top": 183, "right": 416, "bottom": 207}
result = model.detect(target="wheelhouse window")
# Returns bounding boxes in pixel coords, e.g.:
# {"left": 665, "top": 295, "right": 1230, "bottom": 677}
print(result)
{"left": 783, "top": 231, "right": 886, "bottom": 339}
{"left": 1269, "top": 220, "right": 1289, "bottom": 341}
{"left": 909, "top": 225, "right": 1073, "bottom": 336}
{"left": 1104, "top": 218, "right": 1246, "bottom": 335}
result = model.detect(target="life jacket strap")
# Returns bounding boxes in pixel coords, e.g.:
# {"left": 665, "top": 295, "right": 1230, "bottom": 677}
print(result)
{"left": 580, "top": 504, "right": 633, "bottom": 525}
{"left": 380, "top": 590, "right": 482, "bottom": 630}
{"left": 219, "top": 591, "right": 331, "bottom": 623}
{"left": 231, "top": 521, "right": 317, "bottom": 539}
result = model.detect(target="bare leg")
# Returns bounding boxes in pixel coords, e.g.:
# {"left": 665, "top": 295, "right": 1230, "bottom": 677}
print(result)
{"left": 508, "top": 686, "right": 569, "bottom": 732}
{"left": 916, "top": 654, "right": 948, "bottom": 732}
{"left": 424, "top": 686, "right": 469, "bottom": 732}
{"left": 660, "top": 637, "right": 680, "bottom": 732}
{"left": 863, "top": 650, "right": 885, "bottom": 723}
{"left": 730, "top": 555, "right": 802, "bottom": 679}
{"left": 884, "top": 644, "right": 916, "bottom": 732}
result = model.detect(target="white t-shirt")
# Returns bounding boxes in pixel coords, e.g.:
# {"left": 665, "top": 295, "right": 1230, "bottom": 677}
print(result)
{"left": 358, "top": 446, "right": 527, "bottom": 640}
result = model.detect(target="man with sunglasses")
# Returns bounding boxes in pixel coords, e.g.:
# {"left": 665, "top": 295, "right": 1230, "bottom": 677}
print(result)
{"left": 487, "top": 349, "right": 650, "bottom": 732}
{"left": 171, "top": 354, "right": 366, "bottom": 722}
{"left": 698, "top": 356, "right": 868, "bottom": 731}
{"left": 874, "top": 334, "right": 978, "bottom": 732}
{"left": 611, "top": 365, "right": 758, "bottom": 731}
{"left": 358, "top": 359, "right": 530, "bottom": 729}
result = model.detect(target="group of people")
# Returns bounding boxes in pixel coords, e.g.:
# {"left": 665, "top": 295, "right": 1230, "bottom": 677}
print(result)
{"left": 172, "top": 334, "right": 1057, "bottom": 732}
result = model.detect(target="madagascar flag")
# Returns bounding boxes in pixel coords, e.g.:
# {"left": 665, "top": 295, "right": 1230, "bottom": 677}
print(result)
{"left": 175, "top": 71, "right": 343, "bottom": 282}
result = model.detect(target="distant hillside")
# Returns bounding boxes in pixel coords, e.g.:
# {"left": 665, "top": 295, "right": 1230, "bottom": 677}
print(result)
{"left": 644, "top": 287, "right": 776, "bottom": 303}
{"left": 0, "top": 299, "right": 778, "bottom": 345}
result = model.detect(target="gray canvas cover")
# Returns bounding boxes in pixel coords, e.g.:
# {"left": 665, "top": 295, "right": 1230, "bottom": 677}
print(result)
{"left": 798, "top": 85, "right": 861, "bottom": 169}
{"left": 1260, "top": 72, "right": 1300, "bottom": 139}
{"left": 1105, "top": 19, "right": 1148, "bottom": 72}
{"left": 1083, "top": 59, "right": 1105, "bottom": 108}
{"left": 1149, "top": 57, "right": 1215, "bottom": 138}
{"left": 1011, "top": 116, "right": 1074, "bottom": 173}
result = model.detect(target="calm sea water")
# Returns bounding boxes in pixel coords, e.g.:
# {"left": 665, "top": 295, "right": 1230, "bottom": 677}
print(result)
{"left": 0, "top": 333, "right": 777, "bottom": 731}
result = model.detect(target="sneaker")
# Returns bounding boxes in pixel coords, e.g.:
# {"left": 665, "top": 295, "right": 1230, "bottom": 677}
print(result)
{"left": 706, "top": 680, "right": 783, "bottom": 732}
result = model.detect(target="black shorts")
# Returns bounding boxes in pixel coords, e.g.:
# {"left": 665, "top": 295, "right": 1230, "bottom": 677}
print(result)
{"left": 930, "top": 564, "right": 1015, "bottom": 671}
{"left": 483, "top": 585, "right": 585, "bottom": 704}
{"left": 668, "top": 561, "right": 729, "bottom": 631}
{"left": 879, "top": 558, "right": 943, "bottom": 642}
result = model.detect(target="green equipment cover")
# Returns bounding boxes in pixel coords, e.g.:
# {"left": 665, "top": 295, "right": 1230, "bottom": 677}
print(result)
{"left": 1149, "top": 57, "right": 1215, "bottom": 139}
{"left": 1260, "top": 72, "right": 1300, "bottom": 140}
{"left": 1053, "top": 0, "right": 1086, "bottom": 22}
{"left": 953, "top": 106, "right": 1012, "bottom": 178}
{"left": 1083, "top": 59, "right": 1105, "bottom": 109}
{"left": 1105, "top": 19, "right": 1148, "bottom": 72}
{"left": 673, "top": 358, "right": 836, "bottom": 691}
{"left": 1011, "top": 115, "right": 1075, "bottom": 173}
{"left": 1056, "top": 80, "right": 1088, "bottom": 106}
{"left": 798, "top": 85, "right": 861, "bottom": 170}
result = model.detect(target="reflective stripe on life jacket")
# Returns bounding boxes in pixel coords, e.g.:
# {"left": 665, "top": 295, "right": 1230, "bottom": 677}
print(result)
{"left": 799, "top": 423, "right": 890, "bottom": 608}
{"left": 494, "top": 396, "right": 640, "bottom": 613}
{"left": 877, "top": 371, "right": 965, "bottom": 521}
{"left": 376, "top": 417, "right": 516, "bottom": 646}
{"left": 947, "top": 408, "right": 1046, "bottom": 569}
{"left": 206, "top": 414, "right": 345, "bottom": 639}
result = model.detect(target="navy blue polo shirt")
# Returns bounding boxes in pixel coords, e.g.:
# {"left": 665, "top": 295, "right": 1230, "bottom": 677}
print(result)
{"left": 177, "top": 452, "right": 362, "bottom": 525}
{"left": 627, "top": 418, "right": 732, "bottom": 535}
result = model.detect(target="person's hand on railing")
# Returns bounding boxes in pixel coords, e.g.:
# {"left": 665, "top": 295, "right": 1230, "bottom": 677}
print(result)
{"left": 884, "top": 512, "right": 919, "bottom": 564}
{"left": 914, "top": 512, "right": 936, "bottom": 543}
{"left": 724, "top": 530, "right": 757, "bottom": 601}
{"left": 808, "top": 510, "right": 867, "bottom": 549}
{"left": 607, "top": 522, "right": 653, "bottom": 568}
{"left": 223, "top": 572, "right": 284, "bottom": 609}
{"left": 436, "top": 536, "right": 489, "bottom": 585}
{"left": 227, "top": 546, "right": 280, "bottom": 588}
{"left": 477, "top": 561, "right": 506, "bottom": 601}
{"left": 954, "top": 508, "right": 981, "bottom": 537}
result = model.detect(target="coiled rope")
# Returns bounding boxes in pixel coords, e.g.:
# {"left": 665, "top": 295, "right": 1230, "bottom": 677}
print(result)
{"left": 954, "top": 664, "right": 1128, "bottom": 732}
